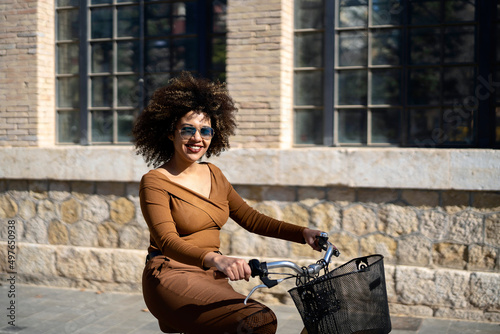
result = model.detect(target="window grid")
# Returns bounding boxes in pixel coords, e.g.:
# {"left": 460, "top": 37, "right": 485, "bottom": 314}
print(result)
{"left": 88, "top": 1, "right": 142, "bottom": 144}
{"left": 56, "top": 2, "right": 81, "bottom": 144}
{"left": 293, "top": 0, "right": 326, "bottom": 146}
{"left": 294, "top": 0, "right": 498, "bottom": 148}
{"left": 56, "top": 0, "right": 226, "bottom": 145}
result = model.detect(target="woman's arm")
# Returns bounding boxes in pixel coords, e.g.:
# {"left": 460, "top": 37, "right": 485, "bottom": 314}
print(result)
{"left": 203, "top": 252, "right": 252, "bottom": 281}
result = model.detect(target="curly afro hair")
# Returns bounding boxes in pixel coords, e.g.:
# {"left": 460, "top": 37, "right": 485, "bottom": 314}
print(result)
{"left": 132, "top": 72, "right": 237, "bottom": 168}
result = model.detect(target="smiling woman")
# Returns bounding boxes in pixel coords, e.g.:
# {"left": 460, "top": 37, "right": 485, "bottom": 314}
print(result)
{"left": 132, "top": 72, "right": 324, "bottom": 334}
{"left": 132, "top": 72, "right": 236, "bottom": 168}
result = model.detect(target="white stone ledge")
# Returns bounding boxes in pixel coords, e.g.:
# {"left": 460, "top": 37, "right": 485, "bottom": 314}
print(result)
{"left": 1, "top": 147, "right": 499, "bottom": 190}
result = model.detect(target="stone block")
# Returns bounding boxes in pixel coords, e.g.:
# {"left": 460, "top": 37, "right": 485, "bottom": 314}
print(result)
{"left": 297, "top": 187, "right": 326, "bottom": 202}
{"left": 358, "top": 189, "right": 399, "bottom": 204}
{"left": 125, "top": 182, "right": 140, "bottom": 197}
{"left": 432, "top": 242, "right": 467, "bottom": 269}
{"left": 310, "top": 202, "right": 340, "bottom": 232}
{"left": 282, "top": 203, "right": 309, "bottom": 227}
{"left": 420, "top": 210, "right": 449, "bottom": 241}
{"left": 28, "top": 180, "right": 48, "bottom": 199}
{"left": 118, "top": 225, "right": 149, "bottom": 250}
{"left": 291, "top": 239, "right": 318, "bottom": 259}
{"left": 233, "top": 185, "right": 262, "bottom": 201}
{"left": 24, "top": 217, "right": 48, "bottom": 244}
{"left": 485, "top": 213, "right": 500, "bottom": 247}
{"left": 469, "top": 272, "right": 500, "bottom": 312}
{"left": 48, "top": 219, "right": 69, "bottom": 245}
{"left": 388, "top": 304, "right": 433, "bottom": 318}
{"left": 261, "top": 186, "right": 296, "bottom": 202}
{"left": 0, "top": 193, "right": 18, "bottom": 218}
{"left": 96, "top": 181, "right": 125, "bottom": 196}
{"left": 329, "top": 232, "right": 360, "bottom": 259}
{"left": 401, "top": 190, "right": 439, "bottom": 207}
{"left": 253, "top": 201, "right": 282, "bottom": 220}
{"left": 360, "top": 234, "right": 397, "bottom": 263}
{"left": 82, "top": 195, "right": 110, "bottom": 223}
{"left": 395, "top": 266, "right": 470, "bottom": 308}
{"left": 8, "top": 180, "right": 29, "bottom": 193}
{"left": 112, "top": 249, "right": 145, "bottom": 283}
{"left": 342, "top": 204, "right": 378, "bottom": 236}
{"left": 17, "top": 243, "right": 57, "bottom": 278}
{"left": 48, "top": 181, "right": 71, "bottom": 201}
{"left": 384, "top": 265, "right": 397, "bottom": 303}
{"left": 231, "top": 228, "right": 289, "bottom": 257}
{"left": 472, "top": 192, "right": 500, "bottom": 211}
{"left": 265, "top": 236, "right": 292, "bottom": 258}
{"left": 61, "top": 198, "right": 81, "bottom": 224}
{"left": 442, "top": 190, "right": 470, "bottom": 209}
{"left": 433, "top": 308, "right": 488, "bottom": 322}
{"left": 327, "top": 187, "right": 355, "bottom": 204}
{"left": 395, "top": 266, "right": 435, "bottom": 305}
{"left": 110, "top": 197, "right": 135, "bottom": 225}
{"left": 434, "top": 269, "right": 470, "bottom": 308}
{"left": 56, "top": 246, "right": 113, "bottom": 282}
{"left": 468, "top": 244, "right": 498, "bottom": 271}
{"left": 378, "top": 204, "right": 418, "bottom": 237}
{"left": 71, "top": 181, "right": 95, "bottom": 197}
{"left": 97, "top": 222, "right": 119, "bottom": 248}
{"left": 18, "top": 198, "right": 35, "bottom": 220}
{"left": 69, "top": 220, "right": 98, "bottom": 247}
{"left": 397, "top": 234, "right": 432, "bottom": 266}
{"left": 37, "top": 199, "right": 57, "bottom": 221}
{"left": 449, "top": 211, "right": 483, "bottom": 244}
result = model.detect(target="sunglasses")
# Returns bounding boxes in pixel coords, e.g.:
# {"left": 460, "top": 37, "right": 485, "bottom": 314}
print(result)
{"left": 179, "top": 126, "right": 215, "bottom": 140}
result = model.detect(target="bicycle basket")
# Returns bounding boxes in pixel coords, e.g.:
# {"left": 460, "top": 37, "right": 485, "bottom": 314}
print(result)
{"left": 288, "top": 254, "right": 391, "bottom": 334}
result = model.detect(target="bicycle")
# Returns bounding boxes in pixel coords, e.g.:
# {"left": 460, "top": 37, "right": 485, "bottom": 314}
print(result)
{"left": 244, "top": 233, "right": 392, "bottom": 334}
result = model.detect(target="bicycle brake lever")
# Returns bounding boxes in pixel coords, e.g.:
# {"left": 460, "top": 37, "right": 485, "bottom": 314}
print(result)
{"left": 244, "top": 284, "right": 267, "bottom": 305}
{"left": 244, "top": 278, "right": 285, "bottom": 305}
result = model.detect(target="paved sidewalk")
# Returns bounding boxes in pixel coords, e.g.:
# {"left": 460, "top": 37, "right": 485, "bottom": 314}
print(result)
{"left": 0, "top": 284, "right": 498, "bottom": 334}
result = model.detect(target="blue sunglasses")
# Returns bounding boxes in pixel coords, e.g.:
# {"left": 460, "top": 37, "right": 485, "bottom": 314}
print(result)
{"left": 179, "top": 126, "right": 215, "bottom": 140}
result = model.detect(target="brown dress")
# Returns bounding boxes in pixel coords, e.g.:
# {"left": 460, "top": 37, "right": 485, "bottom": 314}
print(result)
{"left": 140, "top": 163, "right": 306, "bottom": 334}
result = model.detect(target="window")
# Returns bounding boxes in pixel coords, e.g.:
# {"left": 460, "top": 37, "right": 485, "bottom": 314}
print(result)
{"left": 56, "top": 0, "right": 227, "bottom": 144}
{"left": 294, "top": 0, "right": 499, "bottom": 148}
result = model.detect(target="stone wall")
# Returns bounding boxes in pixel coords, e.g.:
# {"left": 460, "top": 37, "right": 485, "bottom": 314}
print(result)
{"left": 0, "top": 179, "right": 499, "bottom": 322}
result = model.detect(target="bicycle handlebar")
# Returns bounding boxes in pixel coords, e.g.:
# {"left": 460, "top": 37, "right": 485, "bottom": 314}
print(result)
{"left": 244, "top": 233, "right": 340, "bottom": 304}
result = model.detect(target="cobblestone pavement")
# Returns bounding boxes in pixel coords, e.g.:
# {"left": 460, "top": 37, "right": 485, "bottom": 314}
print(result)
{"left": 1, "top": 284, "right": 498, "bottom": 334}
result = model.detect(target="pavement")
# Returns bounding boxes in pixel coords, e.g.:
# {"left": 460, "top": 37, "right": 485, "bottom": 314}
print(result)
{"left": 0, "top": 284, "right": 499, "bottom": 334}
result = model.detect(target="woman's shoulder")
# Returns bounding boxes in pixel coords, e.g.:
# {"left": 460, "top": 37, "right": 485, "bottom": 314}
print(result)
{"left": 202, "top": 161, "right": 218, "bottom": 171}
{"left": 202, "top": 162, "right": 225, "bottom": 178}
{"left": 140, "top": 169, "right": 168, "bottom": 187}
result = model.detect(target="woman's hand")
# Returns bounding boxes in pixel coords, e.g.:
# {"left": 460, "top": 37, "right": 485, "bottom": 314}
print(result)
{"left": 303, "top": 228, "right": 324, "bottom": 252}
{"left": 204, "top": 253, "right": 251, "bottom": 281}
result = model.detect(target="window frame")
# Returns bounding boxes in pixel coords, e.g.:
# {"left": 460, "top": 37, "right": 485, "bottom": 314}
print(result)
{"left": 55, "top": 0, "right": 226, "bottom": 145}
{"left": 293, "top": 0, "right": 499, "bottom": 148}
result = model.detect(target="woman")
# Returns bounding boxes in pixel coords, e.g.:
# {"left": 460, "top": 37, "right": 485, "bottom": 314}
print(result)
{"left": 133, "top": 72, "right": 323, "bottom": 334}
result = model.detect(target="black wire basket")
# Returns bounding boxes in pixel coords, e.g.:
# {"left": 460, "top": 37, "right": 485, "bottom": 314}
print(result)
{"left": 288, "top": 254, "right": 391, "bottom": 334}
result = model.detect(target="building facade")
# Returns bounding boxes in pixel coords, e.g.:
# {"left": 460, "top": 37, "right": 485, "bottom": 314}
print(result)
{"left": 1, "top": 0, "right": 499, "bottom": 323}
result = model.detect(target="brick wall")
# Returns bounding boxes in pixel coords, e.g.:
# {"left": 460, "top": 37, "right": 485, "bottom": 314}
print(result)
{"left": 0, "top": 0, "right": 55, "bottom": 147}
{"left": 227, "top": 0, "right": 292, "bottom": 148}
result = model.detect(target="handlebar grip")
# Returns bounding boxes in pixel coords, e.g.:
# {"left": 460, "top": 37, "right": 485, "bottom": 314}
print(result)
{"left": 316, "top": 233, "right": 329, "bottom": 251}
{"left": 249, "top": 259, "right": 267, "bottom": 278}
